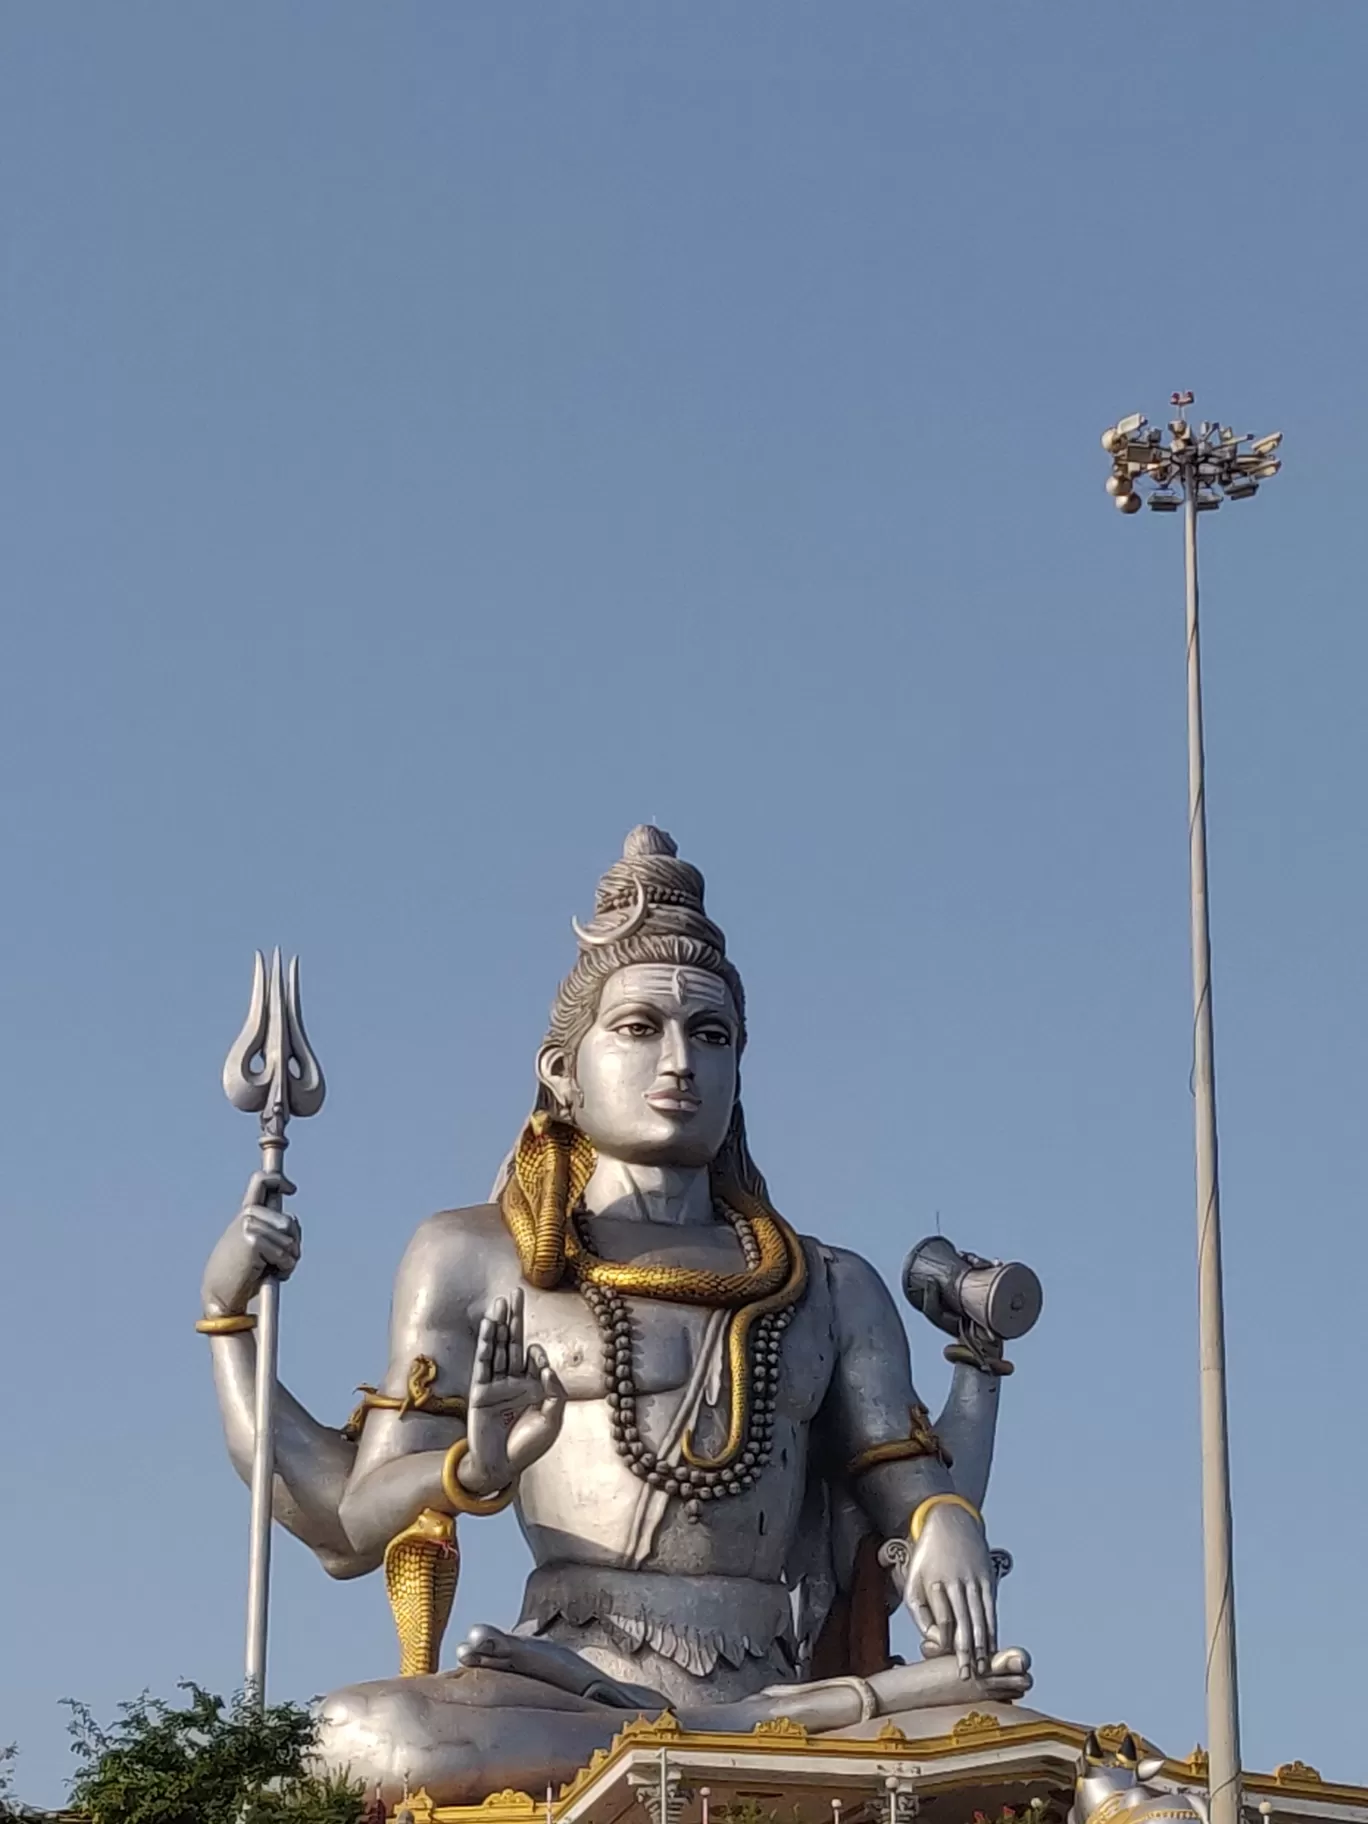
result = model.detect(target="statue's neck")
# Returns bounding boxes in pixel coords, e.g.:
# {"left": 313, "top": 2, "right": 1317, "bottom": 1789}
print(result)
{"left": 582, "top": 1156, "right": 715, "bottom": 1227}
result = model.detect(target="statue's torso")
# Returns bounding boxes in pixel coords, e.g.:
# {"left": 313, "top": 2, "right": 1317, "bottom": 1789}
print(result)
{"left": 415, "top": 1207, "right": 839, "bottom": 1585}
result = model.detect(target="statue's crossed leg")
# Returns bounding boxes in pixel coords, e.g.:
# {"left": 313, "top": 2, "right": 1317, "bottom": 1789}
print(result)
{"left": 316, "top": 1623, "right": 1032, "bottom": 1805}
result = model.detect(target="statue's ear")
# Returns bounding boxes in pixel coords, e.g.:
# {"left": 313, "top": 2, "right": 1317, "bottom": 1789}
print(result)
{"left": 1137, "top": 1760, "right": 1165, "bottom": 1783}
{"left": 536, "top": 1042, "right": 574, "bottom": 1112}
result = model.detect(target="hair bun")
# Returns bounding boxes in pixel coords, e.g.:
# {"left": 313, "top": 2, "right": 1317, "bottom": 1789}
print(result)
{"left": 570, "top": 825, "right": 725, "bottom": 953}
{"left": 622, "top": 824, "right": 678, "bottom": 861}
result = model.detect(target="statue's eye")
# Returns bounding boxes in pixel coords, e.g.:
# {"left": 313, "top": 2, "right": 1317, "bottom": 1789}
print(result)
{"left": 695, "top": 1025, "right": 732, "bottom": 1048}
{"left": 616, "top": 1020, "right": 657, "bottom": 1039}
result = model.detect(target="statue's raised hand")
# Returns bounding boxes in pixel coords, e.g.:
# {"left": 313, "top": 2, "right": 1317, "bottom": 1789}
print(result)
{"left": 456, "top": 1289, "right": 566, "bottom": 1497}
{"left": 200, "top": 1171, "right": 302, "bottom": 1316}
{"left": 904, "top": 1502, "right": 998, "bottom": 1681}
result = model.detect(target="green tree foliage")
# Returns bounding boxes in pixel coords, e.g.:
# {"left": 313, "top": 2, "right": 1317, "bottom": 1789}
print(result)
{"left": 63, "top": 1686, "right": 363, "bottom": 1824}
{"left": 0, "top": 1744, "right": 22, "bottom": 1822}
{"left": 714, "top": 1803, "right": 786, "bottom": 1824}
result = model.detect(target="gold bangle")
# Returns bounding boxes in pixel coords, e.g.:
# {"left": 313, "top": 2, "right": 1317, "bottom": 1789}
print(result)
{"left": 909, "top": 1492, "right": 983, "bottom": 1543}
{"left": 440, "top": 1438, "right": 519, "bottom": 1517}
{"left": 195, "top": 1312, "right": 257, "bottom": 1335}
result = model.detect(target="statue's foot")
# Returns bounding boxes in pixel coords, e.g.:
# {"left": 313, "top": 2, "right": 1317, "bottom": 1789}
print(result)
{"left": 862, "top": 1645, "right": 1032, "bottom": 1715}
{"left": 457, "top": 1623, "right": 663, "bottom": 1710}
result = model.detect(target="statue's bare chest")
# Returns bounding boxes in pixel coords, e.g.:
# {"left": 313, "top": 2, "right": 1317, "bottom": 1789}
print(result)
{"left": 514, "top": 1250, "right": 834, "bottom": 1418}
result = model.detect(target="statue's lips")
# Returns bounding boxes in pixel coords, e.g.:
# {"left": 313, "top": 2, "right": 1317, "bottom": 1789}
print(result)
{"left": 643, "top": 1090, "right": 702, "bottom": 1115}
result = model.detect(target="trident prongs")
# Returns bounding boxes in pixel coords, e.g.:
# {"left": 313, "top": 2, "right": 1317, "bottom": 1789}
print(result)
{"left": 221, "top": 947, "right": 326, "bottom": 1704}
{"left": 223, "top": 949, "right": 326, "bottom": 1145}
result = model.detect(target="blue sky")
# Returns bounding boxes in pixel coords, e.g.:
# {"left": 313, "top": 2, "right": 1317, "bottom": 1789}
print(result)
{"left": 2, "top": 3, "right": 1365, "bottom": 1800}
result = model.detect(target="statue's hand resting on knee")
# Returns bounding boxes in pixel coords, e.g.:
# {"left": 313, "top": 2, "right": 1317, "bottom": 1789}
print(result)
{"left": 455, "top": 1288, "right": 566, "bottom": 1497}
{"left": 902, "top": 1502, "right": 998, "bottom": 1681}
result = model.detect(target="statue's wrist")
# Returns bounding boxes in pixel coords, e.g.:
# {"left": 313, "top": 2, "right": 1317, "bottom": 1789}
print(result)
{"left": 196, "top": 1311, "right": 257, "bottom": 1335}
{"left": 909, "top": 1491, "right": 983, "bottom": 1541}
{"left": 441, "top": 1438, "right": 518, "bottom": 1516}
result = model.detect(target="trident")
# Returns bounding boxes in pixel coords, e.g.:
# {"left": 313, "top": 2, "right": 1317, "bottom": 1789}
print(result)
{"left": 222, "top": 948, "right": 326, "bottom": 1700}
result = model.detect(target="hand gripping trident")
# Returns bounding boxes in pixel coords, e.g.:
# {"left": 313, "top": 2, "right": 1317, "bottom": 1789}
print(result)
{"left": 222, "top": 949, "right": 326, "bottom": 1700}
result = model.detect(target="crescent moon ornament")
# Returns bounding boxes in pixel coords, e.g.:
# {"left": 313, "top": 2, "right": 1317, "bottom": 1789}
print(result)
{"left": 571, "top": 878, "right": 650, "bottom": 948}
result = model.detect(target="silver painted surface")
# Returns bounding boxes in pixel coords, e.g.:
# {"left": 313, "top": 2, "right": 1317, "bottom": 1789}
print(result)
{"left": 204, "top": 908, "right": 1039, "bottom": 1797}
{"left": 315, "top": 1645, "right": 1032, "bottom": 1806}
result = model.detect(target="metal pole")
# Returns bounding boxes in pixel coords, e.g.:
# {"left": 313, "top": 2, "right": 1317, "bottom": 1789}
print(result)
{"left": 245, "top": 1282, "right": 282, "bottom": 1692}
{"left": 1183, "top": 479, "right": 1242, "bottom": 1824}
{"left": 245, "top": 1125, "right": 286, "bottom": 1699}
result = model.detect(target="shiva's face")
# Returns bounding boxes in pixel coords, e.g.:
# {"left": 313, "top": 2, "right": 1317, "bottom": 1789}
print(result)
{"left": 538, "top": 964, "right": 740, "bottom": 1167}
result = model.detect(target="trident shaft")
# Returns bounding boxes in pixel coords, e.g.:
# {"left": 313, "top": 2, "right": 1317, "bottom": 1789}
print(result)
{"left": 222, "top": 948, "right": 326, "bottom": 1700}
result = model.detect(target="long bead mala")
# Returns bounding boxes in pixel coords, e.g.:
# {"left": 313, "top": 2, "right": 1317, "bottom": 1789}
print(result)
{"left": 574, "top": 1207, "right": 794, "bottom": 1522}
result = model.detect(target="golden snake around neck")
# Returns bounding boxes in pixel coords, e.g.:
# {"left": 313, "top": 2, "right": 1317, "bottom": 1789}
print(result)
{"left": 498, "top": 1112, "right": 808, "bottom": 1470}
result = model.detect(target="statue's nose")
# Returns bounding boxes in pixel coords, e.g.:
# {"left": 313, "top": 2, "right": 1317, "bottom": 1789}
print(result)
{"left": 658, "top": 1026, "right": 694, "bottom": 1078}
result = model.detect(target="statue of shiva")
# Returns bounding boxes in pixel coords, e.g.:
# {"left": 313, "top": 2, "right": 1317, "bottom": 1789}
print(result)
{"left": 199, "top": 827, "right": 1036, "bottom": 1804}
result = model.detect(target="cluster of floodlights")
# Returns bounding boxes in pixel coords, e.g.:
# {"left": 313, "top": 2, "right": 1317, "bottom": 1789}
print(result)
{"left": 1101, "top": 390, "right": 1282, "bottom": 514}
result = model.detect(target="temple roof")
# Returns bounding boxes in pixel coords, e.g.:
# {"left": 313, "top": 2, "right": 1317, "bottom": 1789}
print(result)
{"left": 395, "top": 1705, "right": 1367, "bottom": 1824}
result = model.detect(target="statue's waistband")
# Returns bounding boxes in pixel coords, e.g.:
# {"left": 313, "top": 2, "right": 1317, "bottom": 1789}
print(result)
{"left": 517, "top": 1564, "right": 796, "bottom": 1681}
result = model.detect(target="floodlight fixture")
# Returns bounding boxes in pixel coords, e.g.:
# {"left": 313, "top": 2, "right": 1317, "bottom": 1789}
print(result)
{"left": 1099, "top": 396, "right": 1284, "bottom": 514}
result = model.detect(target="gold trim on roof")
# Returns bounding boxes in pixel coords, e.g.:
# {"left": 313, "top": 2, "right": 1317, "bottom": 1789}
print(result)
{"left": 413, "top": 1712, "right": 1368, "bottom": 1824}
{"left": 951, "top": 1711, "right": 1003, "bottom": 1740}
{"left": 1274, "top": 1763, "right": 1324, "bottom": 1788}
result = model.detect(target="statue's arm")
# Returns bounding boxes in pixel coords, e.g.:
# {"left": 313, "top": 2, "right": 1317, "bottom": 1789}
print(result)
{"left": 336, "top": 1215, "right": 480, "bottom": 1562}
{"left": 200, "top": 1183, "right": 372, "bottom": 1579}
{"left": 818, "top": 1245, "right": 957, "bottom": 1530}
{"left": 821, "top": 1243, "right": 999, "bottom": 1674}
{"left": 932, "top": 1361, "right": 1002, "bottom": 1511}
{"left": 203, "top": 1334, "right": 368, "bottom": 1576}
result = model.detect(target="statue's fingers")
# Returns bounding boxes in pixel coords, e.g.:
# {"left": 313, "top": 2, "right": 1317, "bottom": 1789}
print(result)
{"left": 927, "top": 1583, "right": 957, "bottom": 1670}
{"left": 965, "top": 1580, "right": 991, "bottom": 1674}
{"left": 473, "top": 1313, "right": 497, "bottom": 1383}
{"left": 979, "top": 1575, "right": 999, "bottom": 1652}
{"left": 537, "top": 1356, "right": 566, "bottom": 1417}
{"left": 946, "top": 1583, "right": 973, "bottom": 1679}
{"left": 254, "top": 1233, "right": 297, "bottom": 1268}
{"left": 492, "top": 1316, "right": 510, "bottom": 1380}
{"left": 244, "top": 1207, "right": 297, "bottom": 1242}
{"left": 246, "top": 1170, "right": 296, "bottom": 1205}
{"left": 508, "top": 1288, "right": 525, "bottom": 1381}
{"left": 908, "top": 1592, "right": 937, "bottom": 1643}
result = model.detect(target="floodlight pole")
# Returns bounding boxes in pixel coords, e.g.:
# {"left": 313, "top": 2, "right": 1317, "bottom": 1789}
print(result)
{"left": 1099, "top": 396, "right": 1282, "bottom": 1824}
{"left": 1182, "top": 474, "right": 1241, "bottom": 1824}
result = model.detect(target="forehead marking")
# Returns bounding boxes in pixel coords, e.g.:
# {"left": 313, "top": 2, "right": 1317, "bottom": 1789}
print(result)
{"left": 602, "top": 964, "right": 729, "bottom": 1010}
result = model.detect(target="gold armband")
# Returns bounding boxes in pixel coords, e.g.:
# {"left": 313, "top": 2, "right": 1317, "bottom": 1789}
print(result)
{"left": 195, "top": 1312, "right": 257, "bottom": 1335}
{"left": 909, "top": 1491, "right": 982, "bottom": 1542}
{"left": 846, "top": 1402, "right": 952, "bottom": 1477}
{"left": 342, "top": 1354, "right": 469, "bottom": 1441}
{"left": 441, "top": 1437, "right": 519, "bottom": 1516}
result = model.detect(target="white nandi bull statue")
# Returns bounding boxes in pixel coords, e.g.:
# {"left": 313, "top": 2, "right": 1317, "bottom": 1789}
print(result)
{"left": 1070, "top": 1731, "right": 1210, "bottom": 1824}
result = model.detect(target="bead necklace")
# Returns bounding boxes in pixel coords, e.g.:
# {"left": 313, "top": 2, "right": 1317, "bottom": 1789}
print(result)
{"left": 573, "top": 1204, "right": 794, "bottom": 1523}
